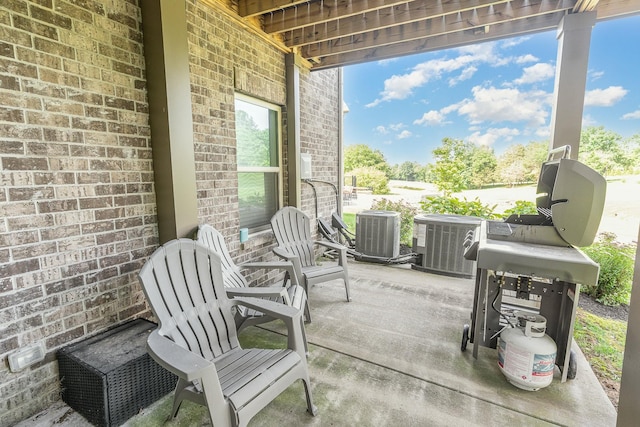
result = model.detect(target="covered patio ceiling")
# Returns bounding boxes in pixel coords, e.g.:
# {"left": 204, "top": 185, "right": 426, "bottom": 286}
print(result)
{"left": 209, "top": 0, "right": 640, "bottom": 70}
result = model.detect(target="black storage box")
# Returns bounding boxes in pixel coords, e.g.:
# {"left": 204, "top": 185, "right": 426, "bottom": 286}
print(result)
{"left": 57, "top": 319, "right": 177, "bottom": 426}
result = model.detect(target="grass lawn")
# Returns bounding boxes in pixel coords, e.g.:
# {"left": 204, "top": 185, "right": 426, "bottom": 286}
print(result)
{"left": 342, "top": 212, "right": 356, "bottom": 233}
{"left": 574, "top": 308, "right": 627, "bottom": 408}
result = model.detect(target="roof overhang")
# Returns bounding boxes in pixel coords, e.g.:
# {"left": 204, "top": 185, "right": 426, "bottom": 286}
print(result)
{"left": 204, "top": 0, "right": 640, "bottom": 70}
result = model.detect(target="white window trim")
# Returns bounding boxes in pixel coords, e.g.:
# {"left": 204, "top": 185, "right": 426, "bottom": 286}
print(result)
{"left": 235, "top": 93, "right": 283, "bottom": 230}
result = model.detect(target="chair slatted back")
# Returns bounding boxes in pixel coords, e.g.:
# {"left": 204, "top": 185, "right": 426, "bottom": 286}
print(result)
{"left": 139, "top": 239, "right": 239, "bottom": 361}
{"left": 197, "top": 224, "right": 247, "bottom": 289}
{"left": 271, "top": 207, "right": 316, "bottom": 267}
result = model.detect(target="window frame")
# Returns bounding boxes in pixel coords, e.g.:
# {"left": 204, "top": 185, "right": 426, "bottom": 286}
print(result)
{"left": 234, "top": 93, "right": 283, "bottom": 232}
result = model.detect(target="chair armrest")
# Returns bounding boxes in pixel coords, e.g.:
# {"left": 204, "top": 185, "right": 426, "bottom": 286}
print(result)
{"left": 315, "top": 240, "right": 349, "bottom": 267}
{"left": 147, "top": 330, "right": 217, "bottom": 383}
{"left": 272, "top": 246, "right": 296, "bottom": 262}
{"left": 226, "top": 286, "right": 290, "bottom": 305}
{"left": 271, "top": 247, "right": 304, "bottom": 287}
{"left": 239, "top": 261, "right": 301, "bottom": 287}
{"left": 240, "top": 261, "right": 293, "bottom": 270}
{"left": 232, "top": 297, "right": 306, "bottom": 356}
{"left": 315, "top": 239, "right": 346, "bottom": 253}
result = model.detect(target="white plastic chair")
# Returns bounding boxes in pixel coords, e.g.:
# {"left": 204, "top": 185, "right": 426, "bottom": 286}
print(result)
{"left": 138, "top": 239, "right": 316, "bottom": 427}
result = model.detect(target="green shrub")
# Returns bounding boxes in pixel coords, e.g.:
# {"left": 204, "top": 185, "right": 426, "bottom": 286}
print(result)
{"left": 582, "top": 233, "right": 636, "bottom": 306}
{"left": 502, "top": 200, "right": 538, "bottom": 217}
{"left": 419, "top": 195, "right": 499, "bottom": 219}
{"left": 351, "top": 167, "right": 390, "bottom": 194}
{"left": 370, "top": 198, "right": 418, "bottom": 246}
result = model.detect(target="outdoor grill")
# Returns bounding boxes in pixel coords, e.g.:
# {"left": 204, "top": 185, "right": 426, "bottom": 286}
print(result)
{"left": 461, "top": 146, "right": 607, "bottom": 383}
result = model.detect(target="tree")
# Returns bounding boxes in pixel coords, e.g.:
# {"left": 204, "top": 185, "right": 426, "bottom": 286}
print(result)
{"left": 430, "top": 137, "right": 474, "bottom": 194}
{"left": 622, "top": 133, "right": 640, "bottom": 174}
{"left": 392, "top": 161, "right": 427, "bottom": 181}
{"left": 350, "top": 167, "right": 390, "bottom": 194}
{"left": 236, "top": 110, "right": 271, "bottom": 167}
{"left": 579, "top": 126, "right": 628, "bottom": 176}
{"left": 344, "top": 144, "right": 392, "bottom": 177}
{"left": 497, "top": 141, "right": 547, "bottom": 186}
{"left": 469, "top": 146, "right": 497, "bottom": 188}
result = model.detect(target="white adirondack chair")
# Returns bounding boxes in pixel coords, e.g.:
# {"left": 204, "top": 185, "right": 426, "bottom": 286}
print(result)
{"left": 138, "top": 239, "right": 316, "bottom": 427}
{"left": 196, "top": 224, "right": 311, "bottom": 328}
{"left": 270, "top": 206, "right": 351, "bottom": 302}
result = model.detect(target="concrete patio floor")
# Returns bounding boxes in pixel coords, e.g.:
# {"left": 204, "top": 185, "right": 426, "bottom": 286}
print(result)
{"left": 19, "top": 260, "right": 616, "bottom": 426}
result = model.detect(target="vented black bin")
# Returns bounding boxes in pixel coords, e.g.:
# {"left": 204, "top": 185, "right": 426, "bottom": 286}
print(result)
{"left": 57, "top": 319, "right": 177, "bottom": 426}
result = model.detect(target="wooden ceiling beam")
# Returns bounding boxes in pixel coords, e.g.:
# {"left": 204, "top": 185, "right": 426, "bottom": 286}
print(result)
{"left": 592, "top": 0, "right": 640, "bottom": 18}
{"left": 238, "top": 0, "right": 312, "bottom": 18}
{"left": 264, "top": 0, "right": 513, "bottom": 34}
{"left": 261, "top": 0, "right": 411, "bottom": 33}
{"left": 301, "top": 0, "right": 572, "bottom": 56}
{"left": 283, "top": 0, "right": 574, "bottom": 47}
{"left": 310, "top": 12, "right": 566, "bottom": 70}
{"left": 573, "top": 0, "right": 600, "bottom": 13}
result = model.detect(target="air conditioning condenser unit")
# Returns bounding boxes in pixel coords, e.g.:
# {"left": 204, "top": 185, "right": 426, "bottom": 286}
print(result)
{"left": 356, "top": 210, "right": 400, "bottom": 258}
{"left": 412, "top": 214, "right": 481, "bottom": 278}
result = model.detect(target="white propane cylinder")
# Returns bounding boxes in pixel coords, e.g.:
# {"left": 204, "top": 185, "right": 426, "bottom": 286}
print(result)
{"left": 498, "top": 312, "right": 557, "bottom": 391}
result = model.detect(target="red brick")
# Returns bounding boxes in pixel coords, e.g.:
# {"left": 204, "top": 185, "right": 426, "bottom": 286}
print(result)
{"left": 0, "top": 41, "right": 14, "bottom": 58}
{"left": 45, "top": 326, "right": 84, "bottom": 349}
{"left": 37, "top": 199, "right": 78, "bottom": 213}
{"left": 8, "top": 186, "right": 55, "bottom": 201}
{"left": 0, "top": 108, "right": 25, "bottom": 122}
{"left": 54, "top": 1, "right": 94, "bottom": 23}
{"left": 0, "top": 74, "right": 21, "bottom": 91}
{"left": 65, "top": 0, "right": 105, "bottom": 16}
{"left": 30, "top": 4, "right": 72, "bottom": 30}
{"left": 13, "top": 15, "right": 58, "bottom": 40}
{"left": 2, "top": 157, "right": 48, "bottom": 171}
{"left": 0, "top": 285, "right": 43, "bottom": 309}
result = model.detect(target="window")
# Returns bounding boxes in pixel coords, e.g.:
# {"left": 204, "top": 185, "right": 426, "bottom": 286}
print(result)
{"left": 235, "top": 94, "right": 282, "bottom": 230}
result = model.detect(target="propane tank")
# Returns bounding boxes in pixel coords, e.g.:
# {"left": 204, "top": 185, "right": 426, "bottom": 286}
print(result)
{"left": 498, "top": 312, "right": 557, "bottom": 391}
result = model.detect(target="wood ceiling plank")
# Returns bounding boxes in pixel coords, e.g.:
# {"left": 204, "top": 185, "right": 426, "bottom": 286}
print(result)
{"left": 239, "top": 0, "right": 312, "bottom": 18}
{"left": 264, "top": 0, "right": 512, "bottom": 34}
{"left": 310, "top": 12, "right": 566, "bottom": 70}
{"left": 261, "top": 0, "right": 410, "bottom": 33}
{"left": 573, "top": 0, "right": 600, "bottom": 13}
{"left": 302, "top": 1, "right": 573, "bottom": 56}
{"left": 282, "top": 0, "right": 574, "bottom": 47}
{"left": 592, "top": 0, "right": 640, "bottom": 18}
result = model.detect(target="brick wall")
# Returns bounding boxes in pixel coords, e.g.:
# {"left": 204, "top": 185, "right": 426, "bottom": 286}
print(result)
{"left": 186, "top": 0, "right": 288, "bottom": 286}
{"left": 0, "top": 1, "right": 155, "bottom": 424}
{"left": 300, "top": 68, "right": 342, "bottom": 228}
{"left": 0, "top": 0, "right": 341, "bottom": 424}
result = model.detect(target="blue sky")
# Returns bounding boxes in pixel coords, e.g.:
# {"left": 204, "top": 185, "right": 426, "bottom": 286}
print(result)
{"left": 343, "top": 15, "right": 640, "bottom": 166}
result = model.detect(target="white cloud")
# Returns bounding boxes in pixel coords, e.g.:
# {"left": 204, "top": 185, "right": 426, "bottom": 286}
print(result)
{"left": 366, "top": 42, "right": 505, "bottom": 107}
{"left": 375, "top": 125, "right": 388, "bottom": 134}
{"left": 535, "top": 127, "right": 551, "bottom": 138}
{"left": 456, "top": 85, "right": 551, "bottom": 126}
{"left": 449, "top": 66, "right": 477, "bottom": 86}
{"left": 466, "top": 127, "right": 520, "bottom": 147}
{"left": 513, "top": 63, "right": 555, "bottom": 85}
{"left": 622, "top": 110, "right": 640, "bottom": 120}
{"left": 377, "top": 58, "right": 399, "bottom": 66}
{"left": 501, "top": 36, "right": 530, "bottom": 49}
{"left": 584, "top": 86, "right": 627, "bottom": 107}
{"left": 389, "top": 123, "right": 405, "bottom": 131}
{"left": 397, "top": 130, "right": 412, "bottom": 139}
{"left": 515, "top": 54, "right": 538, "bottom": 64}
{"left": 414, "top": 110, "right": 447, "bottom": 126}
{"left": 588, "top": 69, "right": 605, "bottom": 81}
